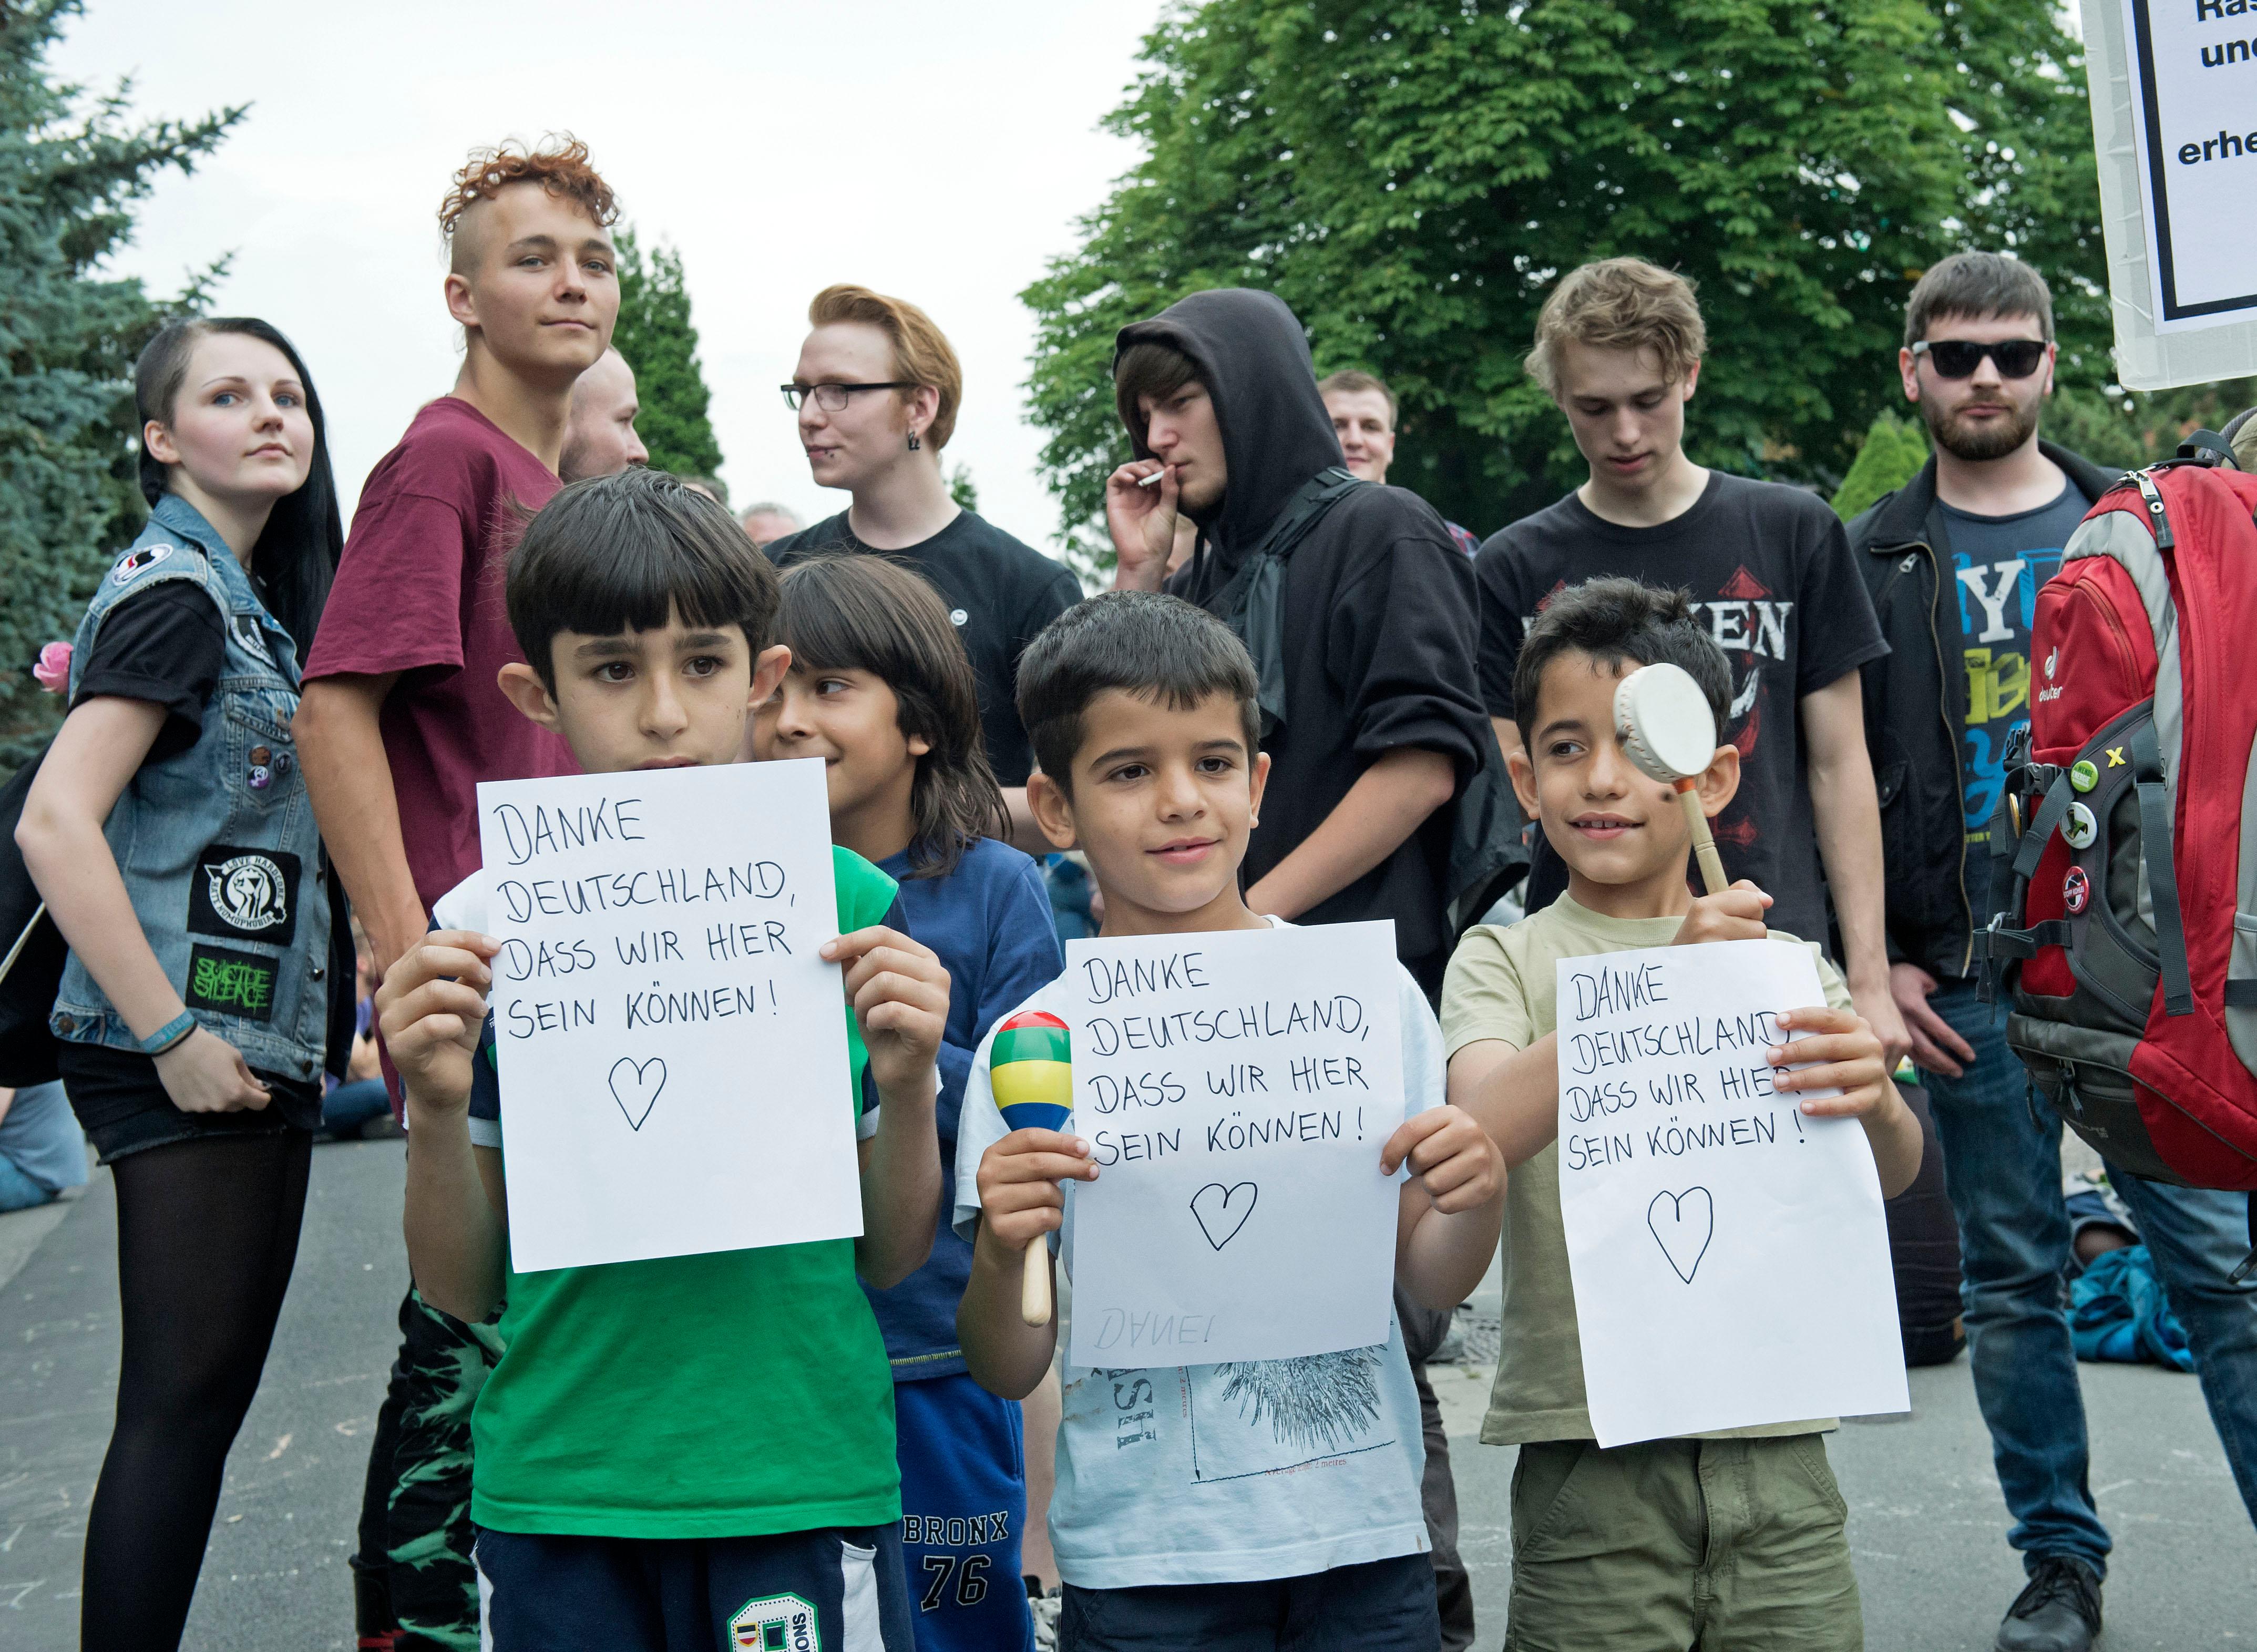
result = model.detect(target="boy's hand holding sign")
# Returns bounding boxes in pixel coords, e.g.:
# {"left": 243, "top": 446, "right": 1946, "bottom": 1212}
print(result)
{"left": 1555, "top": 937, "right": 1909, "bottom": 1446}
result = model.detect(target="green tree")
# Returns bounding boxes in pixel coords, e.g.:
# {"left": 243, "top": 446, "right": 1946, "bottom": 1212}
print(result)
{"left": 1023, "top": 0, "right": 2103, "bottom": 558}
{"left": 947, "top": 462, "right": 980, "bottom": 513}
{"left": 1830, "top": 411, "right": 1928, "bottom": 520}
{"left": 612, "top": 226, "right": 723, "bottom": 479}
{"left": 1, "top": 0, "right": 237, "bottom": 763}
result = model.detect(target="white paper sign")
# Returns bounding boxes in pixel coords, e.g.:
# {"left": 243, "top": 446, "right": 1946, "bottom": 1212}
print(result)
{"left": 475, "top": 758, "right": 863, "bottom": 1272}
{"left": 1063, "top": 922, "right": 1404, "bottom": 1368}
{"left": 2080, "top": 0, "right": 2257, "bottom": 385}
{"left": 1554, "top": 940, "right": 1907, "bottom": 1446}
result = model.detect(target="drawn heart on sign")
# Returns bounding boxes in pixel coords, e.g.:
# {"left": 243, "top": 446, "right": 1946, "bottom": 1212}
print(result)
{"left": 1189, "top": 1181, "right": 1259, "bottom": 1251}
{"left": 1647, "top": 1186, "right": 1714, "bottom": 1284}
{"left": 608, "top": 1056, "right": 667, "bottom": 1132}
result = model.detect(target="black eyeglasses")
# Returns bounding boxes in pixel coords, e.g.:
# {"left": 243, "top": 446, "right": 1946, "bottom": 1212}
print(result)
{"left": 779, "top": 381, "right": 917, "bottom": 412}
{"left": 1911, "top": 339, "right": 2049, "bottom": 379}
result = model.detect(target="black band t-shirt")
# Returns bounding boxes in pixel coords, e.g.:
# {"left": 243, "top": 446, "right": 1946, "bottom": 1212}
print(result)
{"left": 766, "top": 509, "right": 1083, "bottom": 787}
{"left": 1474, "top": 471, "right": 1889, "bottom": 947}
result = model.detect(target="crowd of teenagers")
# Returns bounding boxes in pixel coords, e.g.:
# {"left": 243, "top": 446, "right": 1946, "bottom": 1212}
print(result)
{"left": 12, "top": 131, "right": 2257, "bottom": 1652}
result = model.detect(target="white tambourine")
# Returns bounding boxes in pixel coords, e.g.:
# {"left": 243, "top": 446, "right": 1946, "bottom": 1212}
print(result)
{"left": 1613, "top": 662, "right": 1718, "bottom": 784}
{"left": 1612, "top": 662, "right": 1730, "bottom": 896}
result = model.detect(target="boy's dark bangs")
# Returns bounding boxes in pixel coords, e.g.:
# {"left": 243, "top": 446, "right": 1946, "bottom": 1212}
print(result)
{"left": 776, "top": 563, "right": 902, "bottom": 679}
{"left": 541, "top": 491, "right": 762, "bottom": 640}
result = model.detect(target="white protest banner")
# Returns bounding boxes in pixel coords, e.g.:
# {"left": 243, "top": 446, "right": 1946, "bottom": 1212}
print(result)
{"left": 475, "top": 757, "right": 863, "bottom": 1272}
{"left": 1555, "top": 940, "right": 1907, "bottom": 1446}
{"left": 2082, "top": 0, "right": 2257, "bottom": 386}
{"left": 1063, "top": 921, "right": 1404, "bottom": 1369}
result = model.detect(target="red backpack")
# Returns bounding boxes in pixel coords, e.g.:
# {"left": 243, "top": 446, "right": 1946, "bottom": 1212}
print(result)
{"left": 1982, "top": 443, "right": 2257, "bottom": 1199}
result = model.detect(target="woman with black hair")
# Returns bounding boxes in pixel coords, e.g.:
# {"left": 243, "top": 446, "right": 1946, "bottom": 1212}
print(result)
{"left": 15, "top": 317, "right": 351, "bottom": 1650}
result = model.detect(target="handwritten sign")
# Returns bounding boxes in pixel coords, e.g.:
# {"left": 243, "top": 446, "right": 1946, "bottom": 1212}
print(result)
{"left": 1063, "top": 921, "right": 1404, "bottom": 1368}
{"left": 2080, "top": 0, "right": 2257, "bottom": 386}
{"left": 1555, "top": 940, "right": 1907, "bottom": 1446}
{"left": 475, "top": 758, "right": 863, "bottom": 1272}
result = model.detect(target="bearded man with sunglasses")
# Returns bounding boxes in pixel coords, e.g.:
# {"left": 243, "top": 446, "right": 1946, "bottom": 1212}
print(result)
{"left": 1851, "top": 252, "right": 2257, "bottom": 1652}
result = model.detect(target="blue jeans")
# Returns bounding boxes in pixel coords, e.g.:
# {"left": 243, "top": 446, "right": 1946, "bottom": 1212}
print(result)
{"left": 0, "top": 1080, "right": 88, "bottom": 1211}
{"left": 322, "top": 1077, "right": 392, "bottom": 1139}
{"left": 1924, "top": 982, "right": 2257, "bottom": 1573}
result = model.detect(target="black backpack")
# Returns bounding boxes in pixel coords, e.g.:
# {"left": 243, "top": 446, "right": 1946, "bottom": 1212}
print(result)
{"left": 0, "top": 747, "right": 65, "bottom": 1086}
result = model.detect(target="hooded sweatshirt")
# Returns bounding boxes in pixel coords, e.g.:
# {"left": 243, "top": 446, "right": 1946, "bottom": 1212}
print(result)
{"left": 1116, "top": 290, "right": 1486, "bottom": 990}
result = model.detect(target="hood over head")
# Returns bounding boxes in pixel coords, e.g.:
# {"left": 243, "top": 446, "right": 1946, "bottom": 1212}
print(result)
{"left": 1112, "top": 288, "right": 1345, "bottom": 554}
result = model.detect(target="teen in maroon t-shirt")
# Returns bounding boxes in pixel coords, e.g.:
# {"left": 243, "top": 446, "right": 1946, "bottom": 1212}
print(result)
{"left": 304, "top": 395, "right": 573, "bottom": 907}
{"left": 292, "top": 137, "right": 621, "bottom": 1652}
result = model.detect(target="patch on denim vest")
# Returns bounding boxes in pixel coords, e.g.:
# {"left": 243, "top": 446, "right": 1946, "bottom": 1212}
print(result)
{"left": 184, "top": 943, "right": 279, "bottom": 1022}
{"left": 189, "top": 846, "right": 299, "bottom": 946}
{"left": 110, "top": 543, "right": 174, "bottom": 583}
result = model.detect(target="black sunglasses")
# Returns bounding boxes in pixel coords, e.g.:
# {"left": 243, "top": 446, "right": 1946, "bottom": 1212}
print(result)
{"left": 1911, "top": 338, "right": 2048, "bottom": 379}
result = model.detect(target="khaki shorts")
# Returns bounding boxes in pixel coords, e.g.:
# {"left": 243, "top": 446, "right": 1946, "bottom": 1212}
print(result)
{"left": 1503, "top": 1433, "right": 1861, "bottom": 1651}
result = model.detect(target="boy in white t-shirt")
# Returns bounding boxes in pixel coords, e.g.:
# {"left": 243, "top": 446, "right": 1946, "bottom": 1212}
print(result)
{"left": 951, "top": 591, "right": 1506, "bottom": 1650}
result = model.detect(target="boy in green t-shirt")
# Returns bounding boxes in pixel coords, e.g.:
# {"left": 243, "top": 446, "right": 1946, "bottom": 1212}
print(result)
{"left": 1441, "top": 576, "right": 1921, "bottom": 1651}
{"left": 378, "top": 468, "right": 948, "bottom": 1649}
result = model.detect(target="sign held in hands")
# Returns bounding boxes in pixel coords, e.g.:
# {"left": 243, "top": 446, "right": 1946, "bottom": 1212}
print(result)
{"left": 1062, "top": 921, "right": 1405, "bottom": 1369}
{"left": 1554, "top": 939, "right": 1907, "bottom": 1446}
{"left": 475, "top": 758, "right": 864, "bottom": 1273}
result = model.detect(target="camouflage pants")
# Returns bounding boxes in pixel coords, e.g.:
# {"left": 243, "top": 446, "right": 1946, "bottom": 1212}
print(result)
{"left": 356, "top": 1286, "right": 504, "bottom": 1651}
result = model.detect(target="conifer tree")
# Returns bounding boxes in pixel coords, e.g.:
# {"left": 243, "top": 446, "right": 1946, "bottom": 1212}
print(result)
{"left": 1830, "top": 413, "right": 1930, "bottom": 521}
{"left": 1, "top": 0, "right": 237, "bottom": 763}
{"left": 612, "top": 226, "right": 724, "bottom": 479}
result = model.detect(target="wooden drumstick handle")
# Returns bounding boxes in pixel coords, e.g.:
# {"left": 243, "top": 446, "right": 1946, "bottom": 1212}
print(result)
{"left": 1677, "top": 779, "right": 1728, "bottom": 896}
{"left": 1022, "top": 1233, "right": 1052, "bottom": 1327}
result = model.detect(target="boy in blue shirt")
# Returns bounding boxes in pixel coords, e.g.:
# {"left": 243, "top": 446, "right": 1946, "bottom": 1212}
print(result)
{"left": 377, "top": 468, "right": 951, "bottom": 1650}
{"left": 953, "top": 591, "right": 1507, "bottom": 1650}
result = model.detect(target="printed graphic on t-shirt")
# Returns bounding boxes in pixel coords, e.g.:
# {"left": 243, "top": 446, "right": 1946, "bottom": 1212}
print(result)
{"left": 1954, "top": 547, "right": 2065, "bottom": 842}
{"left": 1098, "top": 1349, "right": 1398, "bottom": 1482}
{"left": 1532, "top": 568, "right": 1797, "bottom": 854}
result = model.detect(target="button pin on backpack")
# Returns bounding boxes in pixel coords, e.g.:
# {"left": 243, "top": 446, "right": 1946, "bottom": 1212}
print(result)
{"left": 2061, "top": 801, "right": 2098, "bottom": 851}
{"left": 2070, "top": 759, "right": 2098, "bottom": 793}
{"left": 2064, "top": 866, "right": 2091, "bottom": 916}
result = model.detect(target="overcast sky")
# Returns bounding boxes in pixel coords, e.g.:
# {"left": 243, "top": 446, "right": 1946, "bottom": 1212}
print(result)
{"left": 49, "top": 1, "right": 1163, "bottom": 552}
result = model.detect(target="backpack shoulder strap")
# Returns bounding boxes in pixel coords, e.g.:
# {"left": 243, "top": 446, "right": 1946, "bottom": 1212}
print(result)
{"left": 1220, "top": 468, "right": 1370, "bottom": 735}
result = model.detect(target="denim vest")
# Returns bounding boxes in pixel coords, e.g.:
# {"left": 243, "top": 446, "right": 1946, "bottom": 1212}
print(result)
{"left": 50, "top": 495, "right": 333, "bottom": 1083}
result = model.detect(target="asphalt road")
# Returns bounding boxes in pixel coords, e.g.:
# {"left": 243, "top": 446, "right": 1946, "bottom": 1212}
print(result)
{"left": 2, "top": 1141, "right": 2252, "bottom": 1649}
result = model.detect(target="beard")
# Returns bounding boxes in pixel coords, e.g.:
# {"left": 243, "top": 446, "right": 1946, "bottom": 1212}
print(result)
{"left": 1921, "top": 390, "right": 2042, "bottom": 462}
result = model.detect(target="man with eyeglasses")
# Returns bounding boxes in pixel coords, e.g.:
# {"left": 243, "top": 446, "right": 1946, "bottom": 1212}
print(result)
{"left": 1850, "top": 251, "right": 2257, "bottom": 1652}
{"left": 766, "top": 284, "right": 1081, "bottom": 844}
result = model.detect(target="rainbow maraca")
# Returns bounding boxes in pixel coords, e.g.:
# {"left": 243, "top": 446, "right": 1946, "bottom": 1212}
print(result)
{"left": 992, "top": 1010, "right": 1072, "bottom": 1325}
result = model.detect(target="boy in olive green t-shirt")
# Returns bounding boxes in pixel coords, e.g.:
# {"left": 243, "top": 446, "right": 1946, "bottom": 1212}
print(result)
{"left": 1441, "top": 578, "right": 1921, "bottom": 1651}
{"left": 379, "top": 471, "right": 949, "bottom": 1650}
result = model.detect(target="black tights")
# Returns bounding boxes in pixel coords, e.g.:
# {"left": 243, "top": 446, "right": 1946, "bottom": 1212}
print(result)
{"left": 81, "top": 1131, "right": 311, "bottom": 1651}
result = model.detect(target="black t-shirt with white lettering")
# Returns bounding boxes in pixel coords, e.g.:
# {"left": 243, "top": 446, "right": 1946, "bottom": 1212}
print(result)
{"left": 1474, "top": 471, "right": 1889, "bottom": 947}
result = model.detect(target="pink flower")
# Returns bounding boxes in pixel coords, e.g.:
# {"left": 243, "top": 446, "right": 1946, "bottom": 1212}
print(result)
{"left": 32, "top": 641, "right": 71, "bottom": 694}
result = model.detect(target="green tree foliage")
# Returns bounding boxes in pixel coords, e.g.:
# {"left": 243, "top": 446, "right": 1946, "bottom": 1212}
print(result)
{"left": 2050, "top": 378, "right": 2257, "bottom": 471}
{"left": 612, "top": 226, "right": 723, "bottom": 479}
{"left": 1, "top": 0, "right": 237, "bottom": 761}
{"left": 1830, "top": 411, "right": 1928, "bottom": 520}
{"left": 1023, "top": 0, "right": 2104, "bottom": 557}
{"left": 947, "top": 462, "right": 980, "bottom": 513}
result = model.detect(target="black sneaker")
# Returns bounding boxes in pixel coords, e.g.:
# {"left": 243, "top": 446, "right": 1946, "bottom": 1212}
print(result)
{"left": 1996, "top": 1555, "right": 2103, "bottom": 1651}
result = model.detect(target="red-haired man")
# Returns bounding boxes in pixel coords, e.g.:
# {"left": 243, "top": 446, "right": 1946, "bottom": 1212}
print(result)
{"left": 295, "top": 135, "right": 620, "bottom": 1652}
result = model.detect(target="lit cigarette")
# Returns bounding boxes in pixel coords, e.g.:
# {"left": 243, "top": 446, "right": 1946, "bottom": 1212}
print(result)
{"left": 1138, "top": 469, "right": 1166, "bottom": 488}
